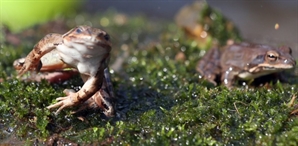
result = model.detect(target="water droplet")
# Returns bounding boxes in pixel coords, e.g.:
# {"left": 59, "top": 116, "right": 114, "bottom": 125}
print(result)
{"left": 275, "top": 23, "right": 279, "bottom": 30}
{"left": 180, "top": 46, "right": 186, "bottom": 52}
{"left": 210, "top": 12, "right": 217, "bottom": 20}
{"left": 100, "top": 17, "right": 110, "bottom": 27}
{"left": 141, "top": 50, "right": 147, "bottom": 56}
{"left": 200, "top": 31, "right": 207, "bottom": 38}
{"left": 163, "top": 68, "right": 167, "bottom": 72}
{"left": 165, "top": 56, "right": 169, "bottom": 61}
{"left": 121, "top": 33, "right": 129, "bottom": 41}
{"left": 129, "top": 77, "right": 135, "bottom": 82}
{"left": 173, "top": 38, "right": 179, "bottom": 41}
{"left": 157, "top": 72, "right": 163, "bottom": 77}
{"left": 75, "top": 15, "right": 85, "bottom": 24}
{"left": 131, "top": 57, "right": 137, "bottom": 62}
{"left": 165, "top": 47, "right": 171, "bottom": 51}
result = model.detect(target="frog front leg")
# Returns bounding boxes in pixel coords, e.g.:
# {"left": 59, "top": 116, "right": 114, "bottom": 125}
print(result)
{"left": 220, "top": 67, "right": 238, "bottom": 88}
{"left": 47, "top": 64, "right": 106, "bottom": 114}
{"left": 70, "top": 68, "right": 116, "bottom": 117}
{"left": 18, "top": 33, "right": 63, "bottom": 76}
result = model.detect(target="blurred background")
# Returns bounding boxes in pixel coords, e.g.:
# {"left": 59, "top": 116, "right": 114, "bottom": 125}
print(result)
{"left": 88, "top": 0, "right": 298, "bottom": 56}
{"left": 1, "top": 0, "right": 297, "bottom": 56}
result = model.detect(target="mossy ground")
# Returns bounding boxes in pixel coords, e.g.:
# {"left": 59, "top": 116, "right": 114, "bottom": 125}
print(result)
{"left": 0, "top": 9, "right": 298, "bottom": 145}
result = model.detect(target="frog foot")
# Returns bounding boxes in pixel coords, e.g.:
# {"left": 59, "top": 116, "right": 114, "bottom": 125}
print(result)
{"left": 47, "top": 89, "right": 79, "bottom": 114}
{"left": 16, "top": 58, "right": 42, "bottom": 77}
{"left": 73, "top": 97, "right": 99, "bottom": 113}
{"left": 48, "top": 89, "right": 115, "bottom": 116}
{"left": 73, "top": 90, "right": 115, "bottom": 117}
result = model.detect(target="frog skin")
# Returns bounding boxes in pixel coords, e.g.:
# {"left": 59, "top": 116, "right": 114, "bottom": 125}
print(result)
{"left": 197, "top": 42, "right": 296, "bottom": 88}
{"left": 15, "top": 25, "right": 115, "bottom": 116}
{"left": 14, "top": 49, "right": 78, "bottom": 83}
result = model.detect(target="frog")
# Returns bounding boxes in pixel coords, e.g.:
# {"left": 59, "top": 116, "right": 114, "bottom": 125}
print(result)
{"left": 15, "top": 25, "right": 116, "bottom": 116}
{"left": 196, "top": 42, "right": 296, "bottom": 88}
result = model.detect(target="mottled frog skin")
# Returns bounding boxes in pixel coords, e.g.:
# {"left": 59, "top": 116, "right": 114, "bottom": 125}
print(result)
{"left": 197, "top": 42, "right": 296, "bottom": 87}
{"left": 15, "top": 26, "right": 115, "bottom": 116}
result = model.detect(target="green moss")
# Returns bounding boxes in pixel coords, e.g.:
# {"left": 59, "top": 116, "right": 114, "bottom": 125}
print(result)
{"left": 0, "top": 7, "right": 297, "bottom": 145}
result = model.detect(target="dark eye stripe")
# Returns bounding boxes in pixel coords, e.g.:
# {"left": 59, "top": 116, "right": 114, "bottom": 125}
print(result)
{"left": 104, "top": 34, "right": 110, "bottom": 41}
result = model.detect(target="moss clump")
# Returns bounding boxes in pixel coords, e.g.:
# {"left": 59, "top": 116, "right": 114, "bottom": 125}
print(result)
{"left": 199, "top": 3, "right": 242, "bottom": 45}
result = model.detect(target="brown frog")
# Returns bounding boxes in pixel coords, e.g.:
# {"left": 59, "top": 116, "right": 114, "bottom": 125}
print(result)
{"left": 197, "top": 42, "right": 296, "bottom": 88}
{"left": 14, "top": 25, "right": 115, "bottom": 116}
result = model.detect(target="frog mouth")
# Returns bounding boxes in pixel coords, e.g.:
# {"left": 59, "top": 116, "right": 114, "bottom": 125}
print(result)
{"left": 261, "top": 65, "right": 294, "bottom": 72}
{"left": 263, "top": 66, "right": 278, "bottom": 70}
{"left": 263, "top": 64, "right": 294, "bottom": 70}
{"left": 249, "top": 63, "right": 294, "bottom": 73}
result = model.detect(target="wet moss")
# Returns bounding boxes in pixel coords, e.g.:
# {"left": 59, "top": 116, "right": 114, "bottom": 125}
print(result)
{"left": 0, "top": 7, "right": 298, "bottom": 145}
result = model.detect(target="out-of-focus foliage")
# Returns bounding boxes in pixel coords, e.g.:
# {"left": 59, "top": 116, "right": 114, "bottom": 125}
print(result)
{"left": 175, "top": 1, "right": 242, "bottom": 47}
{"left": 0, "top": 0, "right": 81, "bottom": 32}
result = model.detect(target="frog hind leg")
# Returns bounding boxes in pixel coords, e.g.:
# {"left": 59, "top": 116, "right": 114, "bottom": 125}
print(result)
{"left": 94, "top": 87, "right": 116, "bottom": 117}
{"left": 92, "top": 68, "right": 116, "bottom": 117}
{"left": 17, "top": 33, "right": 62, "bottom": 76}
{"left": 14, "top": 55, "right": 76, "bottom": 83}
{"left": 196, "top": 47, "right": 221, "bottom": 85}
{"left": 38, "top": 49, "right": 72, "bottom": 72}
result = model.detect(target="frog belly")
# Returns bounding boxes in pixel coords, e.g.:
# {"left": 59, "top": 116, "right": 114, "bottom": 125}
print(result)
{"left": 57, "top": 44, "right": 107, "bottom": 76}
{"left": 56, "top": 45, "right": 80, "bottom": 67}
{"left": 238, "top": 70, "right": 278, "bottom": 80}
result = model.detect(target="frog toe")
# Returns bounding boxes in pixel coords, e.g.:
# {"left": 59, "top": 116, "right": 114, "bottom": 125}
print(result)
{"left": 47, "top": 95, "right": 76, "bottom": 114}
{"left": 54, "top": 104, "right": 68, "bottom": 115}
{"left": 63, "top": 89, "right": 76, "bottom": 95}
{"left": 47, "top": 101, "right": 63, "bottom": 113}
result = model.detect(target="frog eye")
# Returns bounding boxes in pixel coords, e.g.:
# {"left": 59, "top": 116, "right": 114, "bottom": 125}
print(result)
{"left": 104, "top": 34, "right": 110, "bottom": 41}
{"left": 266, "top": 51, "right": 278, "bottom": 61}
{"left": 75, "top": 28, "right": 82, "bottom": 33}
{"left": 267, "top": 54, "right": 277, "bottom": 59}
